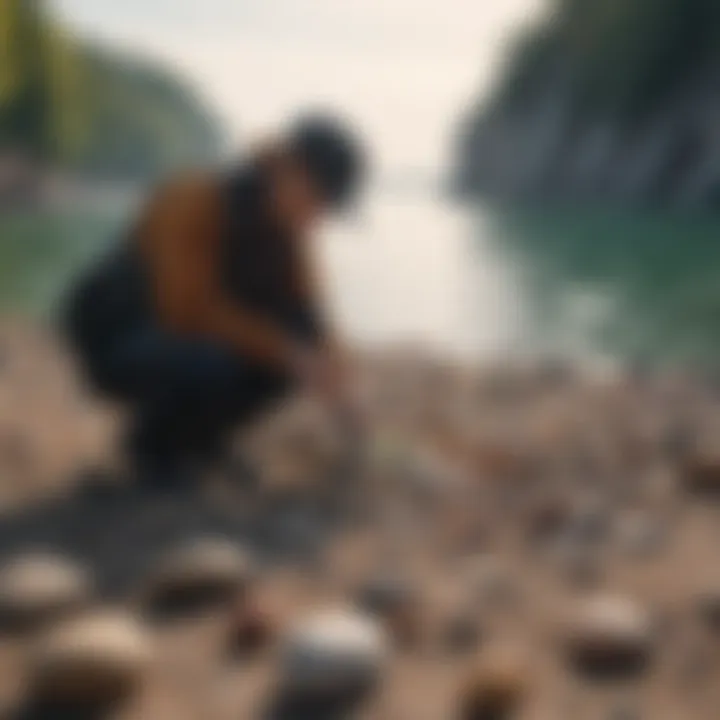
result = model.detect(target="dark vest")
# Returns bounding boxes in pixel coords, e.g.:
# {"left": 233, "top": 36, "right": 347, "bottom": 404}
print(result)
{"left": 221, "top": 164, "right": 309, "bottom": 329}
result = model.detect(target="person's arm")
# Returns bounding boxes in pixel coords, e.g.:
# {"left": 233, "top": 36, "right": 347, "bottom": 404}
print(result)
{"left": 292, "top": 232, "right": 346, "bottom": 358}
{"left": 138, "top": 175, "right": 297, "bottom": 372}
{"left": 291, "top": 235, "right": 357, "bottom": 404}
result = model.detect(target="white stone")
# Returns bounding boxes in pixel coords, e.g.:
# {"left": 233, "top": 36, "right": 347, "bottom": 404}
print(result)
{"left": 279, "top": 608, "right": 388, "bottom": 697}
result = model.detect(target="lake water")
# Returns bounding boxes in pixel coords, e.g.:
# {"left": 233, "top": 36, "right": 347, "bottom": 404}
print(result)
{"left": 0, "top": 189, "right": 528, "bottom": 360}
{"left": 4, "top": 189, "right": 720, "bottom": 367}
{"left": 322, "top": 189, "right": 527, "bottom": 360}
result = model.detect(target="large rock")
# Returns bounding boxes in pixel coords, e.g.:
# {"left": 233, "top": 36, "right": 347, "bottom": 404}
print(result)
{"left": 562, "top": 595, "right": 654, "bottom": 679}
{"left": 29, "top": 611, "right": 152, "bottom": 708}
{"left": 276, "top": 608, "right": 388, "bottom": 707}
{"left": 0, "top": 553, "right": 91, "bottom": 630}
{"left": 143, "top": 538, "right": 253, "bottom": 616}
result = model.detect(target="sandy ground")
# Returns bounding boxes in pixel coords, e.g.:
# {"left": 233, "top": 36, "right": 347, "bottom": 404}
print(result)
{"left": 0, "top": 321, "right": 720, "bottom": 719}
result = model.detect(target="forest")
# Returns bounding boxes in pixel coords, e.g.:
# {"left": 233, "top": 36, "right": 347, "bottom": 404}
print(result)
{"left": 0, "top": 0, "right": 223, "bottom": 183}
{"left": 455, "top": 0, "right": 720, "bottom": 208}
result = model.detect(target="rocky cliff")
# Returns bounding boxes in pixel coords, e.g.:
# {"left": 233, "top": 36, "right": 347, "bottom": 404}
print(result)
{"left": 455, "top": 0, "right": 720, "bottom": 209}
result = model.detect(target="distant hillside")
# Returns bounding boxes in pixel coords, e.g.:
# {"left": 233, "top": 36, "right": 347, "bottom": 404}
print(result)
{"left": 454, "top": 0, "right": 720, "bottom": 209}
{"left": 0, "top": 0, "right": 224, "bottom": 183}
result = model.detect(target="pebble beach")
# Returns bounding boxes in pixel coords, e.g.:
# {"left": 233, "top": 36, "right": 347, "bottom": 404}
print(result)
{"left": 0, "top": 321, "right": 719, "bottom": 719}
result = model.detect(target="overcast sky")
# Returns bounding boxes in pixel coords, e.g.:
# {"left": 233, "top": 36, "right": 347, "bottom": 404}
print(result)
{"left": 52, "top": 0, "right": 543, "bottom": 175}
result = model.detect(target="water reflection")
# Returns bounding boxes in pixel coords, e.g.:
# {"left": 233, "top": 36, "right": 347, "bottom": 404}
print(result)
{"left": 488, "top": 206, "right": 720, "bottom": 365}
{"left": 323, "top": 189, "right": 526, "bottom": 360}
{"left": 4, "top": 191, "right": 720, "bottom": 367}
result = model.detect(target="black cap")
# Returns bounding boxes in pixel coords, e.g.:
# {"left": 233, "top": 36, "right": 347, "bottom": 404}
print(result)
{"left": 287, "top": 113, "right": 366, "bottom": 211}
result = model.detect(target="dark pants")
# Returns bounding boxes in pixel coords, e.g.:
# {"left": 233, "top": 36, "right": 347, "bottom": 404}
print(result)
{"left": 63, "top": 248, "right": 318, "bottom": 478}
{"left": 64, "top": 252, "right": 320, "bottom": 475}
{"left": 94, "top": 327, "right": 292, "bottom": 468}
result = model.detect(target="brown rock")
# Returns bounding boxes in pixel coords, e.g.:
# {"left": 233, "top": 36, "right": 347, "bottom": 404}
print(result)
{"left": 0, "top": 553, "right": 92, "bottom": 631}
{"left": 459, "top": 645, "right": 529, "bottom": 720}
{"left": 442, "top": 611, "right": 483, "bottom": 655}
{"left": 227, "top": 594, "right": 276, "bottom": 656}
{"left": 683, "top": 454, "right": 720, "bottom": 496}
{"left": 144, "top": 538, "right": 253, "bottom": 616}
{"left": 562, "top": 595, "right": 654, "bottom": 679}
{"left": 29, "top": 611, "right": 151, "bottom": 709}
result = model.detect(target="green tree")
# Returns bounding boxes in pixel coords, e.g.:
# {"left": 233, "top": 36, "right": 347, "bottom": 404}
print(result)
{"left": 0, "top": 0, "right": 223, "bottom": 179}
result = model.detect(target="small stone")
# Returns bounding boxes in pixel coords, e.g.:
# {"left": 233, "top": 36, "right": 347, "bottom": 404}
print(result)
{"left": 683, "top": 455, "right": 720, "bottom": 496}
{"left": 144, "top": 538, "right": 253, "bottom": 616}
{"left": 458, "top": 645, "right": 529, "bottom": 720}
{"left": 564, "top": 499, "right": 612, "bottom": 548}
{"left": 607, "top": 704, "right": 640, "bottom": 720}
{"left": 277, "top": 608, "right": 388, "bottom": 709}
{"left": 562, "top": 595, "right": 654, "bottom": 680}
{"left": 384, "top": 601, "right": 425, "bottom": 650}
{"left": 461, "top": 556, "right": 518, "bottom": 609}
{"left": 524, "top": 496, "right": 569, "bottom": 545}
{"left": 694, "top": 587, "right": 720, "bottom": 631}
{"left": 403, "top": 449, "right": 460, "bottom": 502}
{"left": 356, "top": 573, "right": 417, "bottom": 617}
{"left": 661, "top": 422, "right": 694, "bottom": 462}
{"left": 227, "top": 595, "right": 276, "bottom": 657}
{"left": 355, "top": 574, "right": 423, "bottom": 649}
{"left": 442, "top": 611, "right": 483, "bottom": 655}
{"left": 616, "top": 513, "right": 666, "bottom": 559}
{"left": 29, "top": 611, "right": 151, "bottom": 709}
{"left": 0, "top": 553, "right": 91, "bottom": 631}
{"left": 550, "top": 542, "right": 603, "bottom": 591}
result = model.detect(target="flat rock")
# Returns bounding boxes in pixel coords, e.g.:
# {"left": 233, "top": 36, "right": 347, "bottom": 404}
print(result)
{"left": 0, "top": 553, "right": 92, "bottom": 631}
{"left": 28, "top": 611, "right": 152, "bottom": 709}
{"left": 143, "top": 537, "right": 253, "bottom": 616}
{"left": 562, "top": 595, "right": 654, "bottom": 680}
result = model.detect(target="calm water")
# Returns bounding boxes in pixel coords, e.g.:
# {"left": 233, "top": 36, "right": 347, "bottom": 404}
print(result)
{"left": 3, "top": 191, "right": 720, "bottom": 365}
